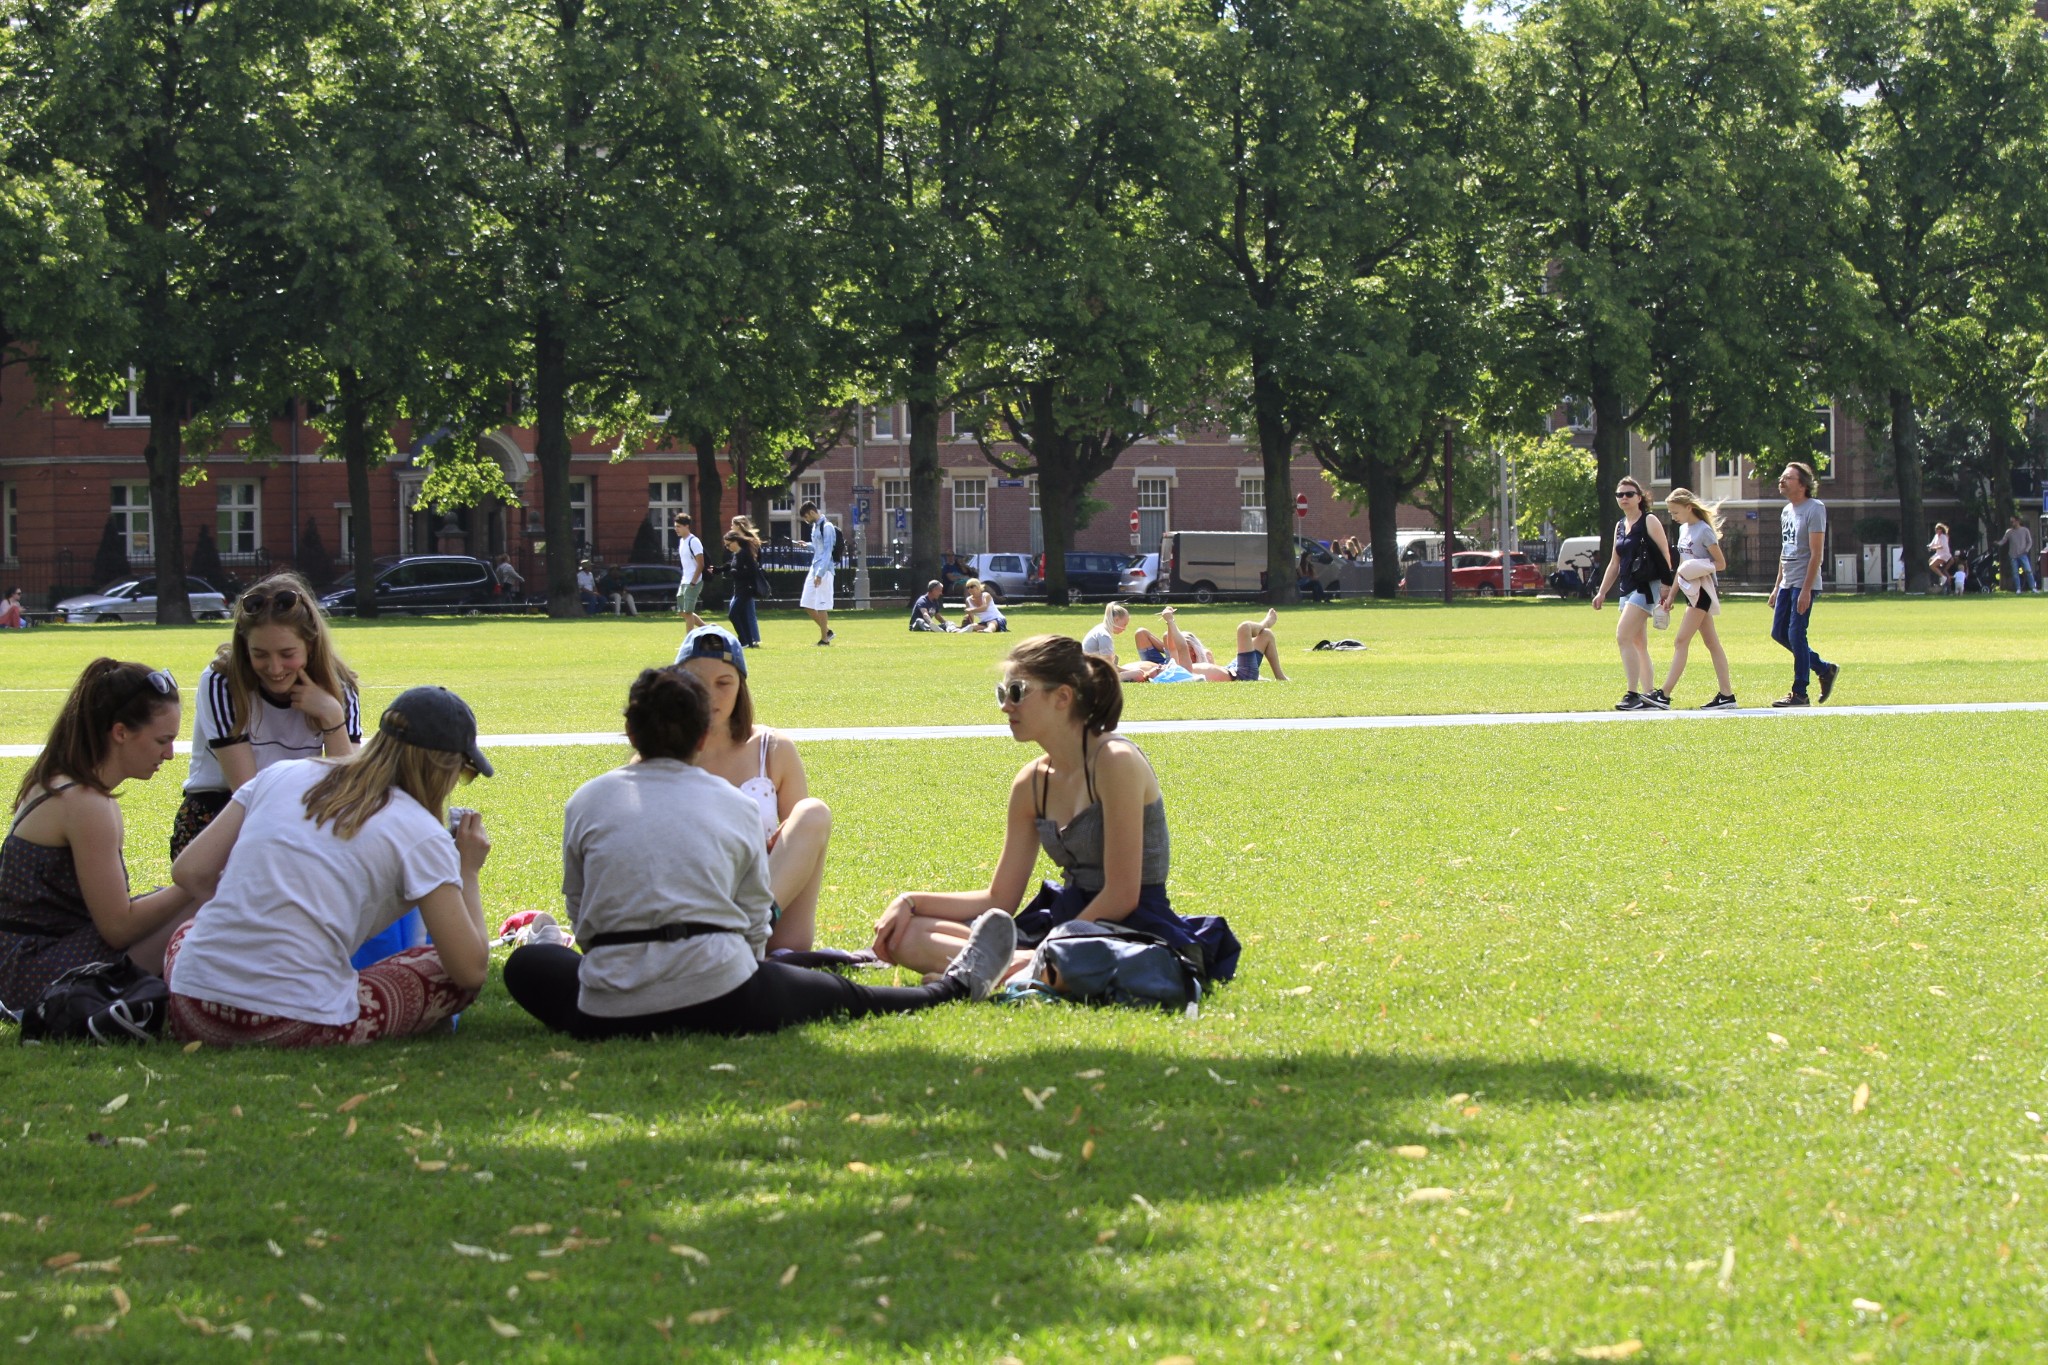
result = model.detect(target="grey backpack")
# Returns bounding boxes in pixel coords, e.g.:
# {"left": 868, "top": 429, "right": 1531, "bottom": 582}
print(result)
{"left": 1023, "top": 921, "right": 1206, "bottom": 1016}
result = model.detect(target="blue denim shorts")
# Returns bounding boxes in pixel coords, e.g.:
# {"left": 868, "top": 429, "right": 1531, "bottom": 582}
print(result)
{"left": 1618, "top": 588, "right": 1657, "bottom": 612}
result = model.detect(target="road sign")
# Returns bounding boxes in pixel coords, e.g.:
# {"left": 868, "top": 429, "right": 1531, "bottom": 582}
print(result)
{"left": 996, "top": 478, "right": 1026, "bottom": 488}
{"left": 1129, "top": 533, "right": 1141, "bottom": 546}
{"left": 893, "top": 508, "right": 906, "bottom": 532}
{"left": 1129, "top": 509, "right": 1140, "bottom": 534}
{"left": 851, "top": 484, "right": 875, "bottom": 494}
{"left": 1294, "top": 491, "right": 1309, "bottom": 519}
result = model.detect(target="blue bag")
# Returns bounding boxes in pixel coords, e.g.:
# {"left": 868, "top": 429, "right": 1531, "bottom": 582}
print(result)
{"left": 1022, "top": 920, "right": 1208, "bottom": 1015}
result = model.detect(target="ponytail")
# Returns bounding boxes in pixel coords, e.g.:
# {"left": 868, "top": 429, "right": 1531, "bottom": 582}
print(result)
{"left": 1102, "top": 601, "right": 1129, "bottom": 632}
{"left": 17, "top": 658, "right": 180, "bottom": 807}
{"left": 1008, "top": 634, "right": 1123, "bottom": 736}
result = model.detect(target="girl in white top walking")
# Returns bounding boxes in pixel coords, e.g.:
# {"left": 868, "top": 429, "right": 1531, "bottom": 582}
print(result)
{"left": 676, "top": 627, "right": 830, "bottom": 952}
{"left": 1653, "top": 489, "right": 1737, "bottom": 710}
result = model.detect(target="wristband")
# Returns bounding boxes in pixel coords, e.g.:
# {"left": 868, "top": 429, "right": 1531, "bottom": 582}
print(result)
{"left": 319, "top": 721, "right": 347, "bottom": 736}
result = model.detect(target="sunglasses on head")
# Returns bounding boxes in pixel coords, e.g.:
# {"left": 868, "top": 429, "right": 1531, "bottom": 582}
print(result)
{"left": 115, "top": 667, "right": 176, "bottom": 704}
{"left": 240, "top": 589, "right": 301, "bottom": 616}
{"left": 994, "top": 679, "right": 1042, "bottom": 706}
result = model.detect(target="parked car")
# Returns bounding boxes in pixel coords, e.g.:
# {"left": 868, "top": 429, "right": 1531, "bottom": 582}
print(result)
{"left": 54, "top": 575, "right": 229, "bottom": 623}
{"left": 964, "top": 552, "right": 1037, "bottom": 601}
{"left": 1034, "top": 551, "right": 1131, "bottom": 598}
{"left": 1448, "top": 551, "right": 1545, "bottom": 596}
{"left": 613, "top": 562, "right": 685, "bottom": 610}
{"left": 1124, "top": 553, "right": 1161, "bottom": 597}
{"left": 318, "top": 555, "right": 497, "bottom": 616}
{"left": 1395, "top": 530, "right": 1476, "bottom": 563}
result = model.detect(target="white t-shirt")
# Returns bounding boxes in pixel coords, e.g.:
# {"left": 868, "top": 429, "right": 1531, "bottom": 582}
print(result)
{"left": 676, "top": 534, "right": 704, "bottom": 581}
{"left": 166, "top": 759, "right": 462, "bottom": 1025}
{"left": 184, "top": 665, "right": 362, "bottom": 795}
{"left": 1677, "top": 519, "right": 1718, "bottom": 568}
{"left": 1081, "top": 624, "right": 1116, "bottom": 661}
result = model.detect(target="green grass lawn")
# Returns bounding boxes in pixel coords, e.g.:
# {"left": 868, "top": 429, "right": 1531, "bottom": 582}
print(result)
{"left": 2, "top": 602, "right": 2045, "bottom": 1360}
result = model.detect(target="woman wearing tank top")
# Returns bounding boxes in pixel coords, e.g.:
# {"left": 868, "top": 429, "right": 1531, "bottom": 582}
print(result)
{"left": 1590, "top": 475, "right": 1673, "bottom": 710}
{"left": 871, "top": 634, "right": 1239, "bottom": 986}
{"left": 675, "top": 627, "right": 830, "bottom": 952}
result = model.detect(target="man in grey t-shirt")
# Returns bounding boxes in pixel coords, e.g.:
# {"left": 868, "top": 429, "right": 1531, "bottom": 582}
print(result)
{"left": 1998, "top": 515, "right": 2039, "bottom": 593}
{"left": 1769, "top": 461, "right": 1838, "bottom": 707}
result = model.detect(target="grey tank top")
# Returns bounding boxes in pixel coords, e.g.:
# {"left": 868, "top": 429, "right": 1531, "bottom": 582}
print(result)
{"left": 1032, "top": 736, "right": 1170, "bottom": 892}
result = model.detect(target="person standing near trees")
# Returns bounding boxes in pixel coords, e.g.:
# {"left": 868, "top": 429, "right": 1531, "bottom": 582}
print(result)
{"left": 1590, "top": 476, "right": 1673, "bottom": 710}
{"left": 672, "top": 513, "right": 707, "bottom": 626}
{"left": 1998, "top": 515, "right": 2038, "bottom": 594}
{"left": 1769, "top": 462, "right": 1838, "bottom": 707}
{"left": 799, "top": 502, "right": 838, "bottom": 646}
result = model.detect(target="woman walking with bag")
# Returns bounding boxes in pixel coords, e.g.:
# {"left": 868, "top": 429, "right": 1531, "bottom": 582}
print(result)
{"left": 1652, "top": 489, "right": 1737, "bottom": 710}
{"left": 1590, "top": 476, "right": 1673, "bottom": 710}
{"left": 724, "top": 520, "right": 764, "bottom": 648}
{"left": 0, "top": 660, "right": 194, "bottom": 1017}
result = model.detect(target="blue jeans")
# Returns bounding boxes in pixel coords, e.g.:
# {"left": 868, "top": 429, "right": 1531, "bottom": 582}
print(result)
{"left": 727, "top": 594, "right": 759, "bottom": 646}
{"left": 1770, "top": 588, "right": 1831, "bottom": 695}
{"left": 2013, "top": 553, "right": 2037, "bottom": 593}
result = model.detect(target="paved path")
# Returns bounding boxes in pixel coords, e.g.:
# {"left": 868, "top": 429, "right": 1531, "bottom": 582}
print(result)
{"left": 7, "top": 700, "right": 2038, "bottom": 759}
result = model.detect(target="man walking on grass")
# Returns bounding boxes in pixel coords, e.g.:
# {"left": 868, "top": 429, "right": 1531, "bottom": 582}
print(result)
{"left": 799, "top": 501, "right": 838, "bottom": 645}
{"left": 673, "top": 513, "right": 706, "bottom": 627}
{"left": 1770, "top": 461, "right": 1839, "bottom": 707}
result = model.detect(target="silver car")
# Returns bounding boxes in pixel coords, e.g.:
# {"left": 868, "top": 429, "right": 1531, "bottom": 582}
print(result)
{"left": 54, "top": 575, "right": 229, "bottom": 623}
{"left": 964, "top": 552, "right": 1038, "bottom": 601}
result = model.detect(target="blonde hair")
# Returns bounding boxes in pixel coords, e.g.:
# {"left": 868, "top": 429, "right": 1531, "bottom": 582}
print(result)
{"left": 1102, "top": 602, "right": 1130, "bottom": 631}
{"left": 214, "top": 572, "right": 358, "bottom": 736}
{"left": 1664, "top": 488, "right": 1724, "bottom": 536}
{"left": 963, "top": 578, "right": 984, "bottom": 595}
{"left": 301, "top": 732, "right": 466, "bottom": 840}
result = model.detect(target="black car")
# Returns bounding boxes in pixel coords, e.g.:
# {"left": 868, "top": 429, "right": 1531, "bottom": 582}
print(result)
{"left": 1035, "top": 551, "right": 1131, "bottom": 598}
{"left": 319, "top": 556, "right": 497, "bottom": 616}
{"left": 613, "top": 563, "right": 685, "bottom": 609}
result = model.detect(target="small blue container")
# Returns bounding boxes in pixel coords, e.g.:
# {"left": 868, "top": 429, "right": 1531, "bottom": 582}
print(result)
{"left": 350, "top": 908, "right": 426, "bottom": 970}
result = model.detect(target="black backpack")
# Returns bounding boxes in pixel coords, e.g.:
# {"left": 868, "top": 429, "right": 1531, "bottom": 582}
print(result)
{"left": 16, "top": 959, "right": 169, "bottom": 1045}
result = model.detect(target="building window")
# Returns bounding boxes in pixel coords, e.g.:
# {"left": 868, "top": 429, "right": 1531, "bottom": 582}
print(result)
{"left": 951, "top": 477, "right": 987, "bottom": 555}
{"left": 1028, "top": 479, "right": 1043, "bottom": 556}
{"left": 111, "top": 483, "right": 152, "bottom": 561}
{"left": 1650, "top": 441, "right": 1671, "bottom": 485}
{"left": 769, "top": 478, "right": 824, "bottom": 546}
{"left": 336, "top": 505, "right": 355, "bottom": 561}
{"left": 1137, "top": 476, "right": 1170, "bottom": 547}
{"left": 1814, "top": 405, "right": 1836, "bottom": 478}
{"left": 2, "top": 483, "right": 16, "bottom": 562}
{"left": 649, "top": 479, "right": 691, "bottom": 555}
{"left": 1240, "top": 477, "right": 1266, "bottom": 534}
{"left": 881, "top": 478, "right": 912, "bottom": 545}
{"left": 108, "top": 367, "right": 149, "bottom": 425}
{"left": 568, "top": 477, "right": 591, "bottom": 553}
{"left": 216, "top": 481, "right": 260, "bottom": 558}
{"left": 870, "top": 406, "right": 897, "bottom": 441}
{"left": 1714, "top": 451, "right": 1738, "bottom": 479}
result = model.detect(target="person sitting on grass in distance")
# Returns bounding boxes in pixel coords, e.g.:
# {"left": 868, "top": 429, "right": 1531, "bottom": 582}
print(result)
{"left": 173, "top": 572, "right": 362, "bottom": 860}
{"left": 1080, "top": 602, "right": 1161, "bottom": 682}
{"left": 162, "top": 687, "right": 493, "bottom": 1047}
{"left": 909, "top": 580, "right": 958, "bottom": 632}
{"left": 871, "top": 634, "right": 1239, "bottom": 986}
{"left": 0, "top": 660, "right": 196, "bottom": 1015}
{"left": 501, "top": 666, "right": 1014, "bottom": 1040}
{"left": 963, "top": 578, "right": 1007, "bottom": 633}
{"left": 675, "top": 626, "right": 830, "bottom": 954}
{"left": 577, "top": 559, "right": 602, "bottom": 614}
{"left": 597, "top": 562, "right": 639, "bottom": 616}
{"left": 0, "top": 586, "right": 27, "bottom": 628}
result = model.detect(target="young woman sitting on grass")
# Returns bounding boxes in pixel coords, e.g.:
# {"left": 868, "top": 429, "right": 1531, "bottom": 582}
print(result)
{"left": 172, "top": 571, "right": 362, "bottom": 859}
{"left": 162, "top": 687, "right": 494, "bottom": 1047}
{"left": 962, "top": 579, "right": 1007, "bottom": 632}
{"left": 502, "top": 666, "right": 1014, "bottom": 1040}
{"left": 675, "top": 626, "right": 830, "bottom": 953}
{"left": 871, "top": 634, "right": 1238, "bottom": 985}
{"left": 0, "top": 660, "right": 195, "bottom": 1016}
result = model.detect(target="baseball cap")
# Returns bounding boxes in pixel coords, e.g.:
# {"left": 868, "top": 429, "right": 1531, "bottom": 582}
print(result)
{"left": 676, "top": 625, "right": 747, "bottom": 678}
{"left": 379, "top": 686, "right": 494, "bottom": 777}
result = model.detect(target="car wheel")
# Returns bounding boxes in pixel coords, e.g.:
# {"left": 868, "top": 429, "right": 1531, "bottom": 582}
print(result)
{"left": 97, "top": 611, "right": 122, "bottom": 624}
{"left": 988, "top": 585, "right": 1005, "bottom": 604}
{"left": 1476, "top": 582, "right": 1496, "bottom": 597}
{"left": 1193, "top": 581, "right": 1217, "bottom": 604}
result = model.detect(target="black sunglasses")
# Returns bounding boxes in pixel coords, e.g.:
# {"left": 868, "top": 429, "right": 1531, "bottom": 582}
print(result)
{"left": 240, "top": 589, "right": 301, "bottom": 616}
{"left": 1615, "top": 490, "right": 1640, "bottom": 499}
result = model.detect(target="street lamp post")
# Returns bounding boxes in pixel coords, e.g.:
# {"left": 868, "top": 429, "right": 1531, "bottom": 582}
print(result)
{"left": 853, "top": 404, "right": 871, "bottom": 610}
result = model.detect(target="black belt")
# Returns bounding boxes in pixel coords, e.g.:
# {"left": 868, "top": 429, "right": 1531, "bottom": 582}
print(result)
{"left": 582, "top": 922, "right": 735, "bottom": 950}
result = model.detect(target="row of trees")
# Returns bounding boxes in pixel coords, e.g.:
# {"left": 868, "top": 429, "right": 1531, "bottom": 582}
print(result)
{"left": 1, "top": 0, "right": 2043, "bottom": 618}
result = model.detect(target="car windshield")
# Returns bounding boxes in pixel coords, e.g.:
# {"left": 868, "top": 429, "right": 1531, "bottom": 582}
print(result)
{"left": 95, "top": 580, "right": 143, "bottom": 597}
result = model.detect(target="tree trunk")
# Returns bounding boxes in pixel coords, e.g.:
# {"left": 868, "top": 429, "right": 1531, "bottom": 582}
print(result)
{"left": 692, "top": 432, "right": 723, "bottom": 544}
{"left": 1890, "top": 388, "right": 1927, "bottom": 593}
{"left": 907, "top": 354, "right": 943, "bottom": 586}
{"left": 1666, "top": 382, "right": 1695, "bottom": 484}
{"left": 142, "top": 369, "right": 193, "bottom": 625}
{"left": 1366, "top": 453, "right": 1406, "bottom": 599}
{"left": 1034, "top": 393, "right": 1077, "bottom": 606}
{"left": 534, "top": 311, "right": 577, "bottom": 618}
{"left": 1251, "top": 358, "right": 1296, "bottom": 604}
{"left": 1591, "top": 362, "right": 1628, "bottom": 560}
{"left": 340, "top": 368, "right": 379, "bottom": 618}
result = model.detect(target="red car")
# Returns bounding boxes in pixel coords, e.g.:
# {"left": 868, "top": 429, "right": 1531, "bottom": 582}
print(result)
{"left": 1448, "top": 551, "right": 1544, "bottom": 596}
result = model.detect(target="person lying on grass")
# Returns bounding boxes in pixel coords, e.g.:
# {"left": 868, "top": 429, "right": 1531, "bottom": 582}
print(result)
{"left": 1133, "top": 605, "right": 1289, "bottom": 682}
{"left": 0, "top": 659, "right": 195, "bottom": 1016}
{"left": 675, "top": 626, "right": 830, "bottom": 953}
{"left": 871, "top": 634, "right": 1238, "bottom": 985}
{"left": 502, "top": 666, "right": 1014, "bottom": 1040}
{"left": 163, "top": 687, "right": 493, "bottom": 1047}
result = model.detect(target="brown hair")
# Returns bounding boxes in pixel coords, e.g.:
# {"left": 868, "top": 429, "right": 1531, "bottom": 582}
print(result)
{"left": 214, "top": 571, "right": 358, "bottom": 737}
{"left": 301, "top": 731, "right": 467, "bottom": 840}
{"left": 16, "top": 659, "right": 180, "bottom": 807}
{"left": 728, "top": 517, "right": 762, "bottom": 550}
{"left": 1783, "top": 461, "right": 1816, "bottom": 493}
{"left": 1008, "top": 634, "right": 1122, "bottom": 735}
{"left": 625, "top": 666, "right": 712, "bottom": 761}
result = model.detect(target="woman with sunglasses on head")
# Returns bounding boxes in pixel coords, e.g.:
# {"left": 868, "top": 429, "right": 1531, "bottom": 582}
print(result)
{"left": 673, "top": 626, "right": 830, "bottom": 953}
{"left": 502, "top": 666, "right": 1014, "bottom": 1039}
{"left": 171, "top": 572, "right": 361, "bottom": 859}
{"left": 871, "top": 635, "right": 1239, "bottom": 986}
{"left": 723, "top": 519, "right": 764, "bottom": 648}
{"left": 0, "top": 661, "right": 195, "bottom": 1016}
{"left": 162, "top": 688, "right": 493, "bottom": 1047}
{"left": 1590, "top": 476, "right": 1674, "bottom": 710}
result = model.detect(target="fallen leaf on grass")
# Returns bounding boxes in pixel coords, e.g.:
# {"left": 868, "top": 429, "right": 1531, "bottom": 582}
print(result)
{"left": 43, "top": 1252, "right": 82, "bottom": 1270}
{"left": 485, "top": 1315, "right": 521, "bottom": 1338}
{"left": 523, "top": 1271, "right": 555, "bottom": 1282}
{"left": 1929, "top": 986, "right": 1949, "bottom": 998}
{"left": 1403, "top": 1188, "right": 1458, "bottom": 1204}
{"left": 451, "top": 1242, "right": 511, "bottom": 1263}
{"left": 886, "top": 1194, "right": 914, "bottom": 1213}
{"left": 182, "top": 1041, "right": 202, "bottom": 1053}
{"left": 780, "top": 1100, "right": 813, "bottom": 1114}
{"left": 845, "top": 1161, "right": 875, "bottom": 1175}
{"left": 1391, "top": 1145, "right": 1429, "bottom": 1160}
{"left": 1767, "top": 1033, "right": 1789, "bottom": 1048}
{"left": 666, "top": 1241, "right": 711, "bottom": 1266}
{"left": 778, "top": 1264, "right": 799, "bottom": 1287}
{"left": 415, "top": 1160, "right": 448, "bottom": 1173}
{"left": 686, "top": 1307, "right": 732, "bottom": 1325}
{"left": 1852, "top": 1297, "right": 1884, "bottom": 1313}
{"left": 100, "top": 1094, "right": 129, "bottom": 1114}
{"left": 56, "top": 1258, "right": 122, "bottom": 1275}
{"left": 1572, "top": 1342, "right": 1643, "bottom": 1361}
{"left": 1279, "top": 986, "right": 1313, "bottom": 997}
{"left": 172, "top": 1308, "right": 218, "bottom": 1335}
{"left": 110, "top": 1287, "right": 131, "bottom": 1317}
{"left": 336, "top": 1093, "right": 370, "bottom": 1113}
{"left": 1081, "top": 1140, "right": 1097, "bottom": 1162}
{"left": 109, "top": 1182, "right": 156, "bottom": 1209}
{"left": 1852, "top": 1083, "right": 1871, "bottom": 1115}
{"left": 1575, "top": 1208, "right": 1639, "bottom": 1225}
{"left": 71, "top": 1317, "right": 118, "bottom": 1339}
{"left": 506, "top": 1223, "right": 552, "bottom": 1236}
{"left": 1022, "top": 1087, "right": 1055, "bottom": 1111}
{"left": 266, "top": 1239, "right": 285, "bottom": 1258}
{"left": 1074, "top": 1069, "right": 1105, "bottom": 1080}
{"left": 168, "top": 1204, "right": 192, "bottom": 1218}
{"left": 1028, "top": 1144, "right": 1063, "bottom": 1162}
{"left": 298, "top": 1292, "right": 325, "bottom": 1312}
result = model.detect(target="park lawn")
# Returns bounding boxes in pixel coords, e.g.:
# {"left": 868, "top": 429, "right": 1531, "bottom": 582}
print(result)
{"left": 2, "top": 696, "right": 2046, "bottom": 1360}
{"left": 4, "top": 594, "right": 2048, "bottom": 744}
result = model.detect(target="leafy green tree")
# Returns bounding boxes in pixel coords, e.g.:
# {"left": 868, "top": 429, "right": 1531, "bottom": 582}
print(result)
{"left": 3, "top": 0, "right": 310, "bottom": 622}
{"left": 1508, "top": 430, "right": 1599, "bottom": 543}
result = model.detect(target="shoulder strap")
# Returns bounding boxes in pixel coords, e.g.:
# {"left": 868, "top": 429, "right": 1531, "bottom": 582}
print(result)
{"left": 8, "top": 782, "right": 77, "bottom": 836}
{"left": 757, "top": 729, "right": 772, "bottom": 779}
{"left": 1083, "top": 734, "right": 1099, "bottom": 806}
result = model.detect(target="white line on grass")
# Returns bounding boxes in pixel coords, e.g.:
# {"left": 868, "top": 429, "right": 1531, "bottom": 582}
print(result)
{"left": 7, "top": 699, "right": 2040, "bottom": 758}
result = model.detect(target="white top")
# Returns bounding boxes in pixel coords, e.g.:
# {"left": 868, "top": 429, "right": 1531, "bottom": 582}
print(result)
{"left": 676, "top": 533, "right": 703, "bottom": 581}
{"left": 562, "top": 760, "right": 771, "bottom": 1017}
{"left": 973, "top": 594, "right": 1004, "bottom": 623}
{"left": 166, "top": 760, "right": 462, "bottom": 1026}
{"left": 577, "top": 569, "right": 596, "bottom": 592}
{"left": 184, "top": 665, "right": 362, "bottom": 794}
{"left": 1081, "top": 624, "right": 1116, "bottom": 661}
{"left": 1929, "top": 530, "right": 1951, "bottom": 557}
{"left": 736, "top": 731, "right": 780, "bottom": 840}
{"left": 1676, "top": 519, "right": 1718, "bottom": 568}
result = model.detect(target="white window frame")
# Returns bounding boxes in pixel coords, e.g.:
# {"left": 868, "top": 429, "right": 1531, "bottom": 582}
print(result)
{"left": 1239, "top": 474, "right": 1266, "bottom": 534}
{"left": 1027, "top": 478, "right": 1043, "bottom": 556}
{"left": 568, "top": 476, "right": 591, "bottom": 552}
{"left": 1814, "top": 405, "right": 1836, "bottom": 479}
{"left": 770, "top": 477, "right": 824, "bottom": 545}
{"left": 1136, "top": 475, "right": 1170, "bottom": 547}
{"left": 870, "top": 405, "right": 899, "bottom": 441}
{"left": 649, "top": 478, "right": 692, "bottom": 556}
{"left": 108, "top": 367, "right": 149, "bottom": 426}
{"left": 1650, "top": 441, "right": 1671, "bottom": 485}
{"left": 950, "top": 476, "right": 988, "bottom": 555}
{"left": 2, "top": 482, "right": 16, "bottom": 562}
{"left": 1714, "top": 450, "right": 1738, "bottom": 479}
{"left": 881, "top": 477, "right": 912, "bottom": 543}
{"left": 335, "top": 503, "right": 356, "bottom": 562}
{"left": 216, "top": 480, "right": 261, "bottom": 559}
{"left": 111, "top": 483, "right": 153, "bottom": 561}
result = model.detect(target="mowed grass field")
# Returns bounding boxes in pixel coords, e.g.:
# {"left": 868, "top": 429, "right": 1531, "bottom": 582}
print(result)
{"left": 1, "top": 598, "right": 2046, "bottom": 1361}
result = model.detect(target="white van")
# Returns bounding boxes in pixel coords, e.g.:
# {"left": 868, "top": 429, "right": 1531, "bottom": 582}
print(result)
{"left": 1554, "top": 536, "right": 1601, "bottom": 576}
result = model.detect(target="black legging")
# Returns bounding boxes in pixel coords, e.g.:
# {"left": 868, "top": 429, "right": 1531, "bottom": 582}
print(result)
{"left": 501, "top": 945, "right": 964, "bottom": 1040}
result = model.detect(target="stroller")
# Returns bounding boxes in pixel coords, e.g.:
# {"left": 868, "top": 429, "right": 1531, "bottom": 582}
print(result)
{"left": 1952, "top": 546, "right": 2001, "bottom": 595}
{"left": 1549, "top": 565, "right": 1593, "bottom": 599}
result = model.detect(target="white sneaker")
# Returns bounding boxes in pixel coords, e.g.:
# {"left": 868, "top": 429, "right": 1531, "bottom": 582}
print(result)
{"left": 942, "top": 910, "right": 1019, "bottom": 1002}
{"left": 522, "top": 913, "right": 569, "bottom": 948}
